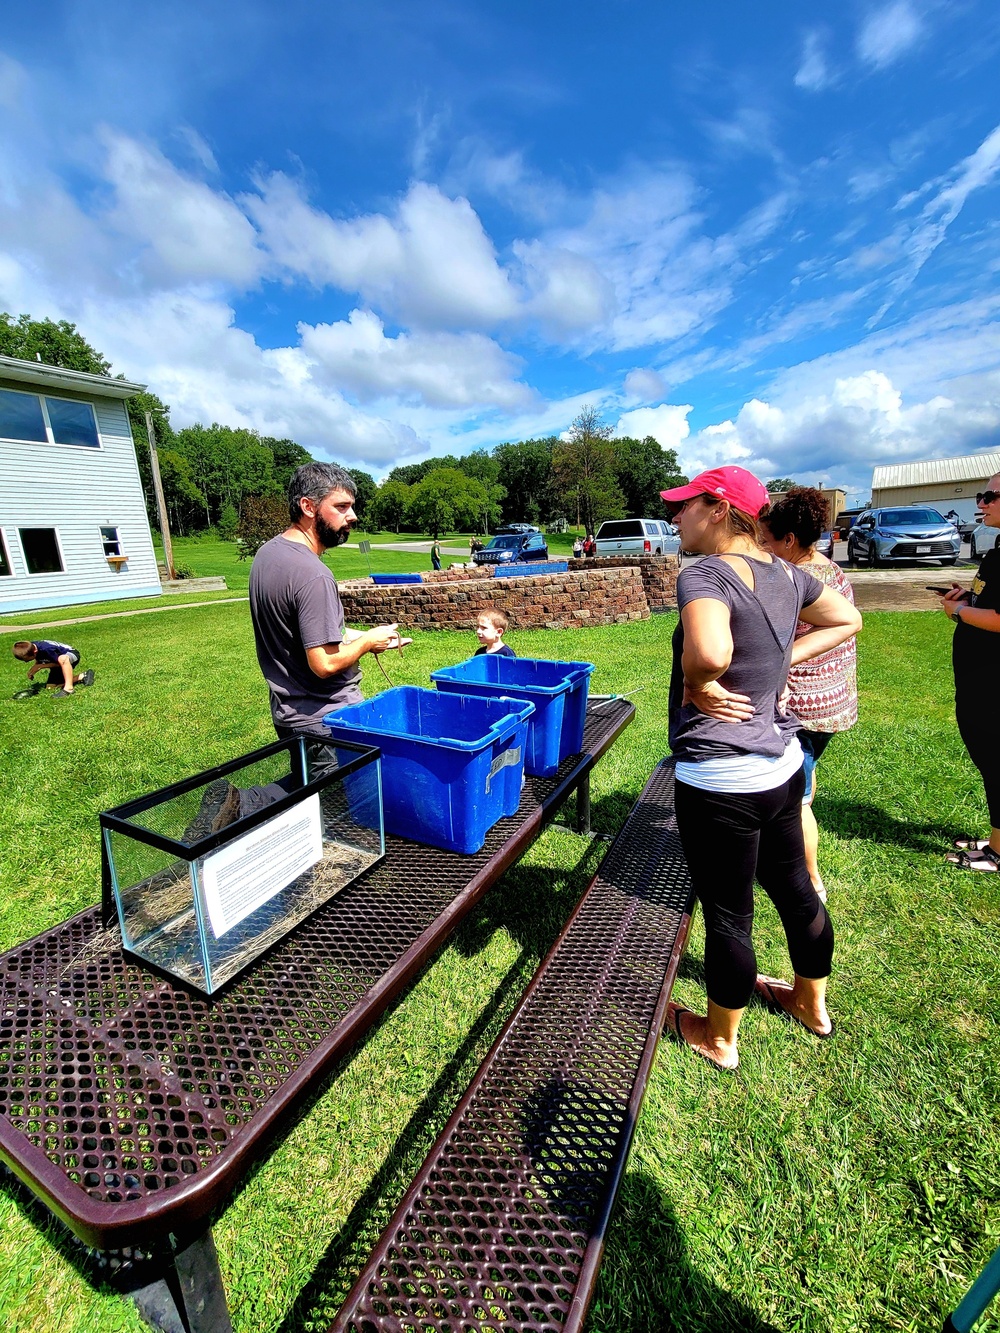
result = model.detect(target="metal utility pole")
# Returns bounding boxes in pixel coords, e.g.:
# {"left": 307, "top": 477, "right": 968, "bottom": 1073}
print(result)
{"left": 145, "top": 410, "right": 176, "bottom": 581}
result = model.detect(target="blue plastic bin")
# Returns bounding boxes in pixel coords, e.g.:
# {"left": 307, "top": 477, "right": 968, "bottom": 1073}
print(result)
{"left": 430, "top": 657, "right": 595, "bottom": 778}
{"left": 370, "top": 572, "right": 423, "bottom": 585}
{"left": 322, "top": 686, "right": 534, "bottom": 854}
{"left": 494, "top": 561, "right": 569, "bottom": 577}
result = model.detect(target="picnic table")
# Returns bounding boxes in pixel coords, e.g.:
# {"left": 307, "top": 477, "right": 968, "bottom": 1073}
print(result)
{"left": 0, "top": 698, "right": 634, "bottom": 1333}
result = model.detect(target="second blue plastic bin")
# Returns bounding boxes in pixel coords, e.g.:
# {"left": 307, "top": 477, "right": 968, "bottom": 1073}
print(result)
{"left": 323, "top": 686, "right": 533, "bottom": 854}
{"left": 430, "top": 657, "right": 595, "bottom": 778}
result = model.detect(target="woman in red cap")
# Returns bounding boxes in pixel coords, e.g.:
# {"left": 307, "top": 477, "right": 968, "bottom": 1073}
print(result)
{"left": 660, "top": 466, "right": 861, "bottom": 1070}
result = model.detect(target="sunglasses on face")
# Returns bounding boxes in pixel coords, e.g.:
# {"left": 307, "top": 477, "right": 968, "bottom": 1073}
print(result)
{"left": 977, "top": 491, "right": 1000, "bottom": 505}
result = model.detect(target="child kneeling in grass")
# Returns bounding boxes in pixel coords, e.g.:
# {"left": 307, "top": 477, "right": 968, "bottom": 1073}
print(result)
{"left": 12, "top": 640, "right": 94, "bottom": 696}
{"left": 474, "top": 610, "right": 516, "bottom": 657}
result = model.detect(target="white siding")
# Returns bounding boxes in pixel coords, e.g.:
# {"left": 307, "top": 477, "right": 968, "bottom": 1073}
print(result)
{"left": 0, "top": 379, "right": 160, "bottom": 613}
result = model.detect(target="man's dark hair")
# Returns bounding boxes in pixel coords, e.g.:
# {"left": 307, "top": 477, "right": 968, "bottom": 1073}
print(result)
{"left": 287, "top": 462, "right": 357, "bottom": 523}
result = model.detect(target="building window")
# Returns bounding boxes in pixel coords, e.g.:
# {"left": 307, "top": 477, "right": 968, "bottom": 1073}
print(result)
{"left": 0, "top": 387, "right": 100, "bottom": 448}
{"left": 46, "top": 396, "right": 100, "bottom": 448}
{"left": 19, "top": 528, "right": 64, "bottom": 575}
{"left": 0, "top": 389, "right": 48, "bottom": 443}
{"left": 0, "top": 531, "right": 12, "bottom": 577}
{"left": 101, "top": 526, "right": 122, "bottom": 557}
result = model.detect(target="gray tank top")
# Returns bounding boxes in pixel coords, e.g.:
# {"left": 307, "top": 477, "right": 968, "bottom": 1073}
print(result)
{"left": 668, "top": 555, "right": 823, "bottom": 761}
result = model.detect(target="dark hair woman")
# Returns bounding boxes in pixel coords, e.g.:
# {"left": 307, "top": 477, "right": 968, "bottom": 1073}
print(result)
{"left": 938, "top": 474, "right": 1000, "bottom": 870}
{"left": 759, "top": 488, "right": 858, "bottom": 902}
{"left": 661, "top": 466, "right": 862, "bottom": 1070}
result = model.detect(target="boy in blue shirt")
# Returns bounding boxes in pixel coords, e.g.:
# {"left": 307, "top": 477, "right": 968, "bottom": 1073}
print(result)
{"left": 474, "top": 610, "right": 516, "bottom": 657}
{"left": 12, "top": 640, "right": 94, "bottom": 696}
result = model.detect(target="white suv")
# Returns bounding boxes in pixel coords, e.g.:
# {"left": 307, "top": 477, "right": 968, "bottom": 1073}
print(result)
{"left": 594, "top": 518, "right": 681, "bottom": 556}
{"left": 971, "top": 520, "right": 999, "bottom": 560}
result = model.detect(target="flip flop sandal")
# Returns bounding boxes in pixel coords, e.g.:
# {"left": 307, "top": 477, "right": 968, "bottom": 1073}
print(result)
{"left": 952, "top": 836, "right": 989, "bottom": 851}
{"left": 946, "top": 847, "right": 1000, "bottom": 871}
{"left": 664, "top": 1002, "right": 739, "bottom": 1071}
{"left": 754, "top": 976, "right": 836, "bottom": 1039}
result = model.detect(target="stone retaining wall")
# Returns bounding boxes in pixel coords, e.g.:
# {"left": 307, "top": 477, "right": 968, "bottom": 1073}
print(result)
{"left": 339, "top": 565, "right": 650, "bottom": 631}
{"left": 568, "top": 555, "right": 679, "bottom": 612}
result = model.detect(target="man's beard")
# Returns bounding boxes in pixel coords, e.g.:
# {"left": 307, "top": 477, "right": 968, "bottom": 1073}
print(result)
{"left": 316, "top": 514, "right": 352, "bottom": 549}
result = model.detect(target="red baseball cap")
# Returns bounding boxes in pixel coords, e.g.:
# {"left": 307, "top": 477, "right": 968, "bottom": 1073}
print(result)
{"left": 660, "top": 466, "right": 770, "bottom": 518}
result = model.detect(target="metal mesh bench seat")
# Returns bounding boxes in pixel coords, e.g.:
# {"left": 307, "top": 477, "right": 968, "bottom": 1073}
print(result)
{"left": 330, "top": 756, "right": 694, "bottom": 1333}
{"left": 0, "top": 700, "right": 633, "bottom": 1333}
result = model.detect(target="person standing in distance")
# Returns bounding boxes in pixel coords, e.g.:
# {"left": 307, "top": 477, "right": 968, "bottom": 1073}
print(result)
{"left": 936, "top": 472, "right": 1000, "bottom": 870}
{"left": 250, "top": 462, "right": 400, "bottom": 742}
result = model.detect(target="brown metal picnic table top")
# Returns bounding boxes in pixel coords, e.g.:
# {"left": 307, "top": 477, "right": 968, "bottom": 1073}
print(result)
{"left": 0, "top": 699, "right": 634, "bottom": 1255}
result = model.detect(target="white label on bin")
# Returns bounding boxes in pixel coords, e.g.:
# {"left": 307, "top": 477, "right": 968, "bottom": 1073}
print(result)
{"left": 486, "top": 745, "right": 521, "bottom": 793}
{"left": 200, "top": 794, "right": 323, "bottom": 938}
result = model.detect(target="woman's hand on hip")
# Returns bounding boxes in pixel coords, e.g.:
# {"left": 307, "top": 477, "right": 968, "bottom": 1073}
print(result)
{"left": 683, "top": 679, "right": 754, "bottom": 721}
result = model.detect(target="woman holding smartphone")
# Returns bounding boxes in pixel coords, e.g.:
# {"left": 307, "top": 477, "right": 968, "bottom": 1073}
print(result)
{"left": 661, "top": 466, "right": 861, "bottom": 1071}
{"left": 938, "top": 474, "right": 1000, "bottom": 870}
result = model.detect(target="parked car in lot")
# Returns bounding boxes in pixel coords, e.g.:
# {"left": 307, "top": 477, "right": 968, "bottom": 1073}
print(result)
{"left": 971, "top": 519, "right": 1000, "bottom": 560}
{"left": 496, "top": 523, "right": 539, "bottom": 535}
{"left": 473, "top": 532, "right": 549, "bottom": 566}
{"left": 815, "top": 530, "right": 836, "bottom": 560}
{"left": 594, "top": 518, "right": 681, "bottom": 556}
{"left": 846, "top": 506, "right": 960, "bottom": 566}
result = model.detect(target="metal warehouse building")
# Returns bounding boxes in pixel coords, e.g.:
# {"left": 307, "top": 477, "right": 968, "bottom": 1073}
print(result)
{"left": 871, "top": 451, "right": 1000, "bottom": 526}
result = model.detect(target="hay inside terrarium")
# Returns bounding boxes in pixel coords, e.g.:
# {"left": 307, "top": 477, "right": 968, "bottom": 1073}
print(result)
{"left": 118, "top": 840, "right": 379, "bottom": 992}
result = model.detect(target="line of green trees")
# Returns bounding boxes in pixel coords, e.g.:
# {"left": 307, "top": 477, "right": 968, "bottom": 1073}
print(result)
{"left": 2, "top": 311, "right": 695, "bottom": 541}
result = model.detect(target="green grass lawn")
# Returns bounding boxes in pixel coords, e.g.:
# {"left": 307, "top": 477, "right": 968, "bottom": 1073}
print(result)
{"left": 1, "top": 608, "right": 999, "bottom": 1332}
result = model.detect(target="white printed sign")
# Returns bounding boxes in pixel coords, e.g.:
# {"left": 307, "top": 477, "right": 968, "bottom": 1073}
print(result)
{"left": 200, "top": 794, "right": 323, "bottom": 938}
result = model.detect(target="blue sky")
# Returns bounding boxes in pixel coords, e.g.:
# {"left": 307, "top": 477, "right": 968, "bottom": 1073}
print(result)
{"left": 2, "top": 1, "right": 1000, "bottom": 500}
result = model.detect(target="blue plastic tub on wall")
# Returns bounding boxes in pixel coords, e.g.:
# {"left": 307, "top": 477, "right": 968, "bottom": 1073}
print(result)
{"left": 430, "top": 657, "right": 595, "bottom": 779}
{"left": 370, "top": 573, "right": 423, "bottom": 585}
{"left": 494, "top": 561, "right": 568, "bottom": 577}
{"left": 322, "top": 686, "right": 534, "bottom": 854}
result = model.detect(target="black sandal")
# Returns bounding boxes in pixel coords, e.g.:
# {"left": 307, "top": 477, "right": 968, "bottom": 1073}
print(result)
{"left": 946, "top": 846, "right": 1000, "bottom": 871}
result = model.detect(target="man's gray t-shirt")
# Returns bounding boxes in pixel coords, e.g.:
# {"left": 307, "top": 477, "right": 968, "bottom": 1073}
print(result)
{"left": 249, "top": 535, "right": 362, "bottom": 734}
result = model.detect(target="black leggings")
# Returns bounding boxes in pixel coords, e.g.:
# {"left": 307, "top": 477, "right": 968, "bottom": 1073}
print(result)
{"left": 956, "top": 706, "right": 1000, "bottom": 829}
{"left": 675, "top": 767, "right": 834, "bottom": 1011}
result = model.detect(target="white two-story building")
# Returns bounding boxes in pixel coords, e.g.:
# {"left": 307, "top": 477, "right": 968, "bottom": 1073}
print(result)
{"left": 0, "top": 355, "right": 161, "bottom": 615}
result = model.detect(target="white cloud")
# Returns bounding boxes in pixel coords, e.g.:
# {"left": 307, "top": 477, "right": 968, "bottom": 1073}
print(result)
{"left": 623, "top": 368, "right": 666, "bottom": 402}
{"left": 245, "top": 175, "right": 520, "bottom": 329}
{"left": 795, "top": 31, "right": 834, "bottom": 91}
{"left": 857, "top": 2, "right": 924, "bottom": 69}
{"left": 614, "top": 404, "right": 693, "bottom": 451}
{"left": 101, "top": 131, "right": 264, "bottom": 287}
{"left": 299, "top": 308, "right": 532, "bottom": 410}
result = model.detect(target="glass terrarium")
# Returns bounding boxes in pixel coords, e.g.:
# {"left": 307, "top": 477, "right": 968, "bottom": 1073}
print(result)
{"left": 101, "top": 736, "right": 383, "bottom": 994}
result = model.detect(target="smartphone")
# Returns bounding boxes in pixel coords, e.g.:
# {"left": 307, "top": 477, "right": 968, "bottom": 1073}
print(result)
{"left": 926, "top": 585, "right": 968, "bottom": 597}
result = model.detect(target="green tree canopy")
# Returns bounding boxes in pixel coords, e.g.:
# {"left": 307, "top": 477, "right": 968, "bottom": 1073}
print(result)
{"left": 492, "top": 437, "right": 555, "bottom": 524}
{"left": 0, "top": 312, "right": 112, "bottom": 374}
{"left": 369, "top": 479, "right": 412, "bottom": 533}
{"left": 172, "top": 424, "right": 282, "bottom": 526}
{"left": 347, "top": 468, "right": 378, "bottom": 526}
{"left": 267, "top": 438, "right": 314, "bottom": 492}
{"left": 386, "top": 455, "right": 461, "bottom": 486}
{"left": 612, "top": 435, "right": 688, "bottom": 517}
{"left": 766, "top": 477, "right": 798, "bottom": 493}
{"left": 551, "top": 408, "right": 624, "bottom": 534}
{"left": 404, "top": 467, "right": 501, "bottom": 538}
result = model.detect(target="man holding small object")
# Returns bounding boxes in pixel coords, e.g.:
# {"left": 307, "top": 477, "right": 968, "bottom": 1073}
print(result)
{"left": 933, "top": 473, "right": 1000, "bottom": 870}
{"left": 197, "top": 462, "right": 402, "bottom": 830}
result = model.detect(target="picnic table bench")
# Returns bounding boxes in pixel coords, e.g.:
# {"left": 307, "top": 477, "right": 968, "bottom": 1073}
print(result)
{"left": 0, "top": 698, "right": 634, "bottom": 1333}
{"left": 329, "top": 757, "right": 694, "bottom": 1333}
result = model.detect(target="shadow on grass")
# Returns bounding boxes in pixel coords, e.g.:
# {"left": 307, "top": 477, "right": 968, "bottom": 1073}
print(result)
{"left": 816, "top": 794, "right": 975, "bottom": 854}
{"left": 590, "top": 1172, "right": 791, "bottom": 1333}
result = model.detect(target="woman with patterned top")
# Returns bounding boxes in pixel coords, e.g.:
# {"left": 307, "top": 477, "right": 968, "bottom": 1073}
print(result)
{"left": 934, "top": 473, "right": 1000, "bottom": 871}
{"left": 760, "top": 489, "right": 858, "bottom": 902}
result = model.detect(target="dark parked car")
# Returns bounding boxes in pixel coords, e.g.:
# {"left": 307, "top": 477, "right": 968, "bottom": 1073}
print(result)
{"left": 815, "top": 531, "right": 835, "bottom": 560}
{"left": 847, "top": 506, "right": 960, "bottom": 566}
{"left": 473, "top": 532, "right": 549, "bottom": 566}
{"left": 496, "top": 523, "right": 539, "bottom": 535}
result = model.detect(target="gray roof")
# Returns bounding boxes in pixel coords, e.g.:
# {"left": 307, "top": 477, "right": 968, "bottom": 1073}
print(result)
{"left": 872, "top": 451, "right": 1000, "bottom": 490}
{"left": 0, "top": 354, "right": 145, "bottom": 399}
